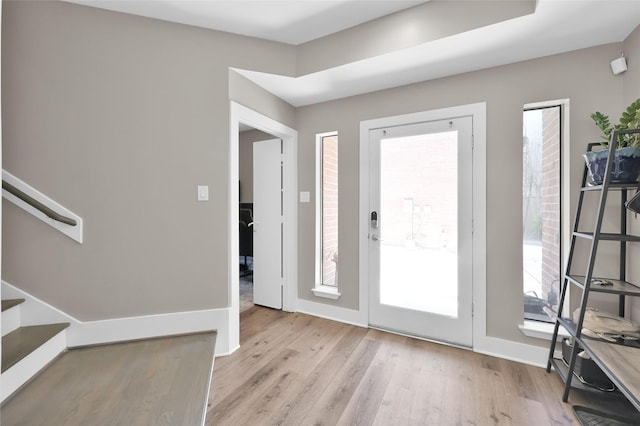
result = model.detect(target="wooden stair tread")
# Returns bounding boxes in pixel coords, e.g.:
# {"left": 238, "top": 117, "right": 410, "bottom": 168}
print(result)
{"left": 2, "top": 332, "right": 216, "bottom": 424}
{"left": 1, "top": 299, "right": 25, "bottom": 312}
{"left": 2, "top": 323, "right": 70, "bottom": 373}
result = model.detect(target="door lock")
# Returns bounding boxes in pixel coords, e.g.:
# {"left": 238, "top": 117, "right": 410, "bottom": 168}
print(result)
{"left": 371, "top": 211, "right": 378, "bottom": 229}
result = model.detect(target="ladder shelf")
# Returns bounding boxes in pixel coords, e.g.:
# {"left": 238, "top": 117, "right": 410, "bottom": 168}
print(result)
{"left": 546, "top": 130, "right": 640, "bottom": 410}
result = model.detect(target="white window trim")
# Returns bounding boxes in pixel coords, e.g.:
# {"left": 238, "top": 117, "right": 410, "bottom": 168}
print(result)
{"left": 520, "top": 99, "right": 571, "bottom": 337}
{"left": 314, "top": 131, "right": 340, "bottom": 299}
{"left": 519, "top": 320, "right": 570, "bottom": 341}
{"left": 312, "top": 285, "right": 341, "bottom": 300}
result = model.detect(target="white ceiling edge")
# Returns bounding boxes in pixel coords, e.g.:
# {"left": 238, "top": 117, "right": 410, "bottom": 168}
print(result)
{"left": 63, "top": 0, "right": 427, "bottom": 45}
{"left": 236, "top": 0, "right": 640, "bottom": 107}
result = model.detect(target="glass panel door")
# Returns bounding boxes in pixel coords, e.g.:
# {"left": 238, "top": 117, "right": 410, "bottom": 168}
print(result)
{"left": 369, "top": 117, "right": 473, "bottom": 346}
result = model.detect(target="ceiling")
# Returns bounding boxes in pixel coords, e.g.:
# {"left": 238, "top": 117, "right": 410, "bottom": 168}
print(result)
{"left": 66, "top": 0, "right": 427, "bottom": 45}
{"left": 67, "top": 0, "right": 640, "bottom": 107}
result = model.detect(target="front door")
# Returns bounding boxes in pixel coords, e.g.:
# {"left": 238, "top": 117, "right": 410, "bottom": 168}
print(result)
{"left": 253, "top": 138, "right": 283, "bottom": 309}
{"left": 368, "top": 117, "right": 473, "bottom": 346}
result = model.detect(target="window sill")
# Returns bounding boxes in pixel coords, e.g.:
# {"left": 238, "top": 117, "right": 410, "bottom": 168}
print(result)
{"left": 312, "top": 285, "right": 341, "bottom": 300}
{"left": 519, "top": 320, "right": 569, "bottom": 341}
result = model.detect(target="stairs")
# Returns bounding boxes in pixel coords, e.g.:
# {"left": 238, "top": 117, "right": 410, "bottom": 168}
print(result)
{"left": 1, "top": 298, "right": 69, "bottom": 402}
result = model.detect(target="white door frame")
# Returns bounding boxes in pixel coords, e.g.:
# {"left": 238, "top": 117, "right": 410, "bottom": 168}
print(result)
{"left": 229, "top": 102, "right": 298, "bottom": 351}
{"left": 359, "top": 102, "right": 486, "bottom": 348}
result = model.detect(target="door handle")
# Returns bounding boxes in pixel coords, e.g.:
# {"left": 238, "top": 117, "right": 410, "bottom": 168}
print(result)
{"left": 371, "top": 234, "right": 383, "bottom": 241}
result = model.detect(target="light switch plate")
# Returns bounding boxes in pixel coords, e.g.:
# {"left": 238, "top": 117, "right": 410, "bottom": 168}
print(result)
{"left": 300, "top": 191, "right": 310, "bottom": 203}
{"left": 197, "top": 185, "right": 209, "bottom": 201}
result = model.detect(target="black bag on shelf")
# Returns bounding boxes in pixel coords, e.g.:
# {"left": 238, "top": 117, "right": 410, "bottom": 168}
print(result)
{"left": 562, "top": 339, "right": 615, "bottom": 391}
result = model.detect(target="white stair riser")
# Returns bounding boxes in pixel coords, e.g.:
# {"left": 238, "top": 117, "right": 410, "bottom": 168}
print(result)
{"left": 2, "top": 305, "right": 21, "bottom": 337}
{"left": 1, "top": 330, "right": 67, "bottom": 402}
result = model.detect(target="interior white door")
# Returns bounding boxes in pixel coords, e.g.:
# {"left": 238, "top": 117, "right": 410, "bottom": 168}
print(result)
{"left": 252, "top": 138, "right": 283, "bottom": 309}
{"left": 368, "top": 117, "right": 473, "bottom": 347}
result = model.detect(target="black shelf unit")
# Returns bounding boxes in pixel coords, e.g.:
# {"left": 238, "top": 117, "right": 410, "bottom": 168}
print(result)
{"left": 546, "top": 129, "right": 640, "bottom": 410}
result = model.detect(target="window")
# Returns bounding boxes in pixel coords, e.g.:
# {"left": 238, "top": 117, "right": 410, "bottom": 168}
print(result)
{"left": 313, "top": 132, "right": 340, "bottom": 299}
{"left": 523, "top": 105, "right": 562, "bottom": 322}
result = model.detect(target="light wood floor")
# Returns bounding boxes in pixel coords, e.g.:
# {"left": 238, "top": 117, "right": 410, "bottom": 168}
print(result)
{"left": 207, "top": 306, "right": 634, "bottom": 426}
{"left": 1, "top": 332, "right": 216, "bottom": 425}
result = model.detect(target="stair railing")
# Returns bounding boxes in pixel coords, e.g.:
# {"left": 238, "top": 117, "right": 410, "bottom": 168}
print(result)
{"left": 2, "top": 180, "right": 77, "bottom": 226}
{"left": 2, "top": 169, "right": 83, "bottom": 243}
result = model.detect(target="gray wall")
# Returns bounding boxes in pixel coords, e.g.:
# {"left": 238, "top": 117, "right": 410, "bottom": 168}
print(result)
{"left": 2, "top": 0, "right": 295, "bottom": 320}
{"left": 623, "top": 25, "right": 640, "bottom": 108}
{"left": 229, "top": 70, "right": 296, "bottom": 130}
{"left": 295, "top": 43, "right": 626, "bottom": 346}
{"left": 2, "top": 0, "right": 638, "bottom": 348}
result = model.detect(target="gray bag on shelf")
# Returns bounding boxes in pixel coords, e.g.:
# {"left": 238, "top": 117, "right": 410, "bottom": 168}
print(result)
{"left": 573, "top": 307, "right": 640, "bottom": 341}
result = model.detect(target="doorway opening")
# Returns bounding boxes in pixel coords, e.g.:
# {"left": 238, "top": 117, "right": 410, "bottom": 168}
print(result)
{"left": 229, "top": 102, "right": 298, "bottom": 351}
{"left": 238, "top": 124, "right": 274, "bottom": 313}
{"left": 238, "top": 127, "right": 280, "bottom": 313}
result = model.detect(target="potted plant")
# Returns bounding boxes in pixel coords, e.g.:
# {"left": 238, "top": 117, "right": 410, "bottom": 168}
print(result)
{"left": 586, "top": 98, "right": 640, "bottom": 184}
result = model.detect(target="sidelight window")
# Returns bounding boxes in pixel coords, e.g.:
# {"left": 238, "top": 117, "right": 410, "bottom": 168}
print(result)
{"left": 523, "top": 105, "right": 562, "bottom": 322}
{"left": 314, "top": 132, "right": 340, "bottom": 299}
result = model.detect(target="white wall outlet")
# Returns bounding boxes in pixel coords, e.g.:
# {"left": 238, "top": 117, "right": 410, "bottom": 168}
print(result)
{"left": 197, "top": 185, "right": 209, "bottom": 201}
{"left": 299, "top": 191, "right": 310, "bottom": 203}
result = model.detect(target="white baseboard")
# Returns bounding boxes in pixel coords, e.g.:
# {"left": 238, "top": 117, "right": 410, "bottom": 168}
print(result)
{"left": 296, "top": 295, "right": 550, "bottom": 368}
{"left": 1, "top": 281, "right": 233, "bottom": 356}
{"left": 1, "top": 279, "right": 552, "bottom": 370}
{"left": 1, "top": 330, "right": 67, "bottom": 402}
{"left": 296, "top": 298, "right": 367, "bottom": 328}
{"left": 474, "top": 335, "right": 550, "bottom": 368}
{"left": 2, "top": 303, "right": 21, "bottom": 336}
{"left": 67, "top": 309, "right": 230, "bottom": 355}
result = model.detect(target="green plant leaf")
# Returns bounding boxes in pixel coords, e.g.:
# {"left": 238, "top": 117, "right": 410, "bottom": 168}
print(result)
{"left": 591, "top": 111, "right": 613, "bottom": 143}
{"left": 591, "top": 99, "right": 640, "bottom": 147}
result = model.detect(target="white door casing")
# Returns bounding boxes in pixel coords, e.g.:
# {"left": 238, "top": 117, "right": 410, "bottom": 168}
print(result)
{"left": 229, "top": 101, "right": 298, "bottom": 354}
{"left": 360, "top": 103, "right": 486, "bottom": 353}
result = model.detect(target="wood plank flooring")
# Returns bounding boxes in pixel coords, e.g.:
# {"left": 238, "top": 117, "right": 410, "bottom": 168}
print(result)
{"left": 1, "top": 332, "right": 216, "bottom": 425}
{"left": 207, "top": 306, "right": 636, "bottom": 425}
